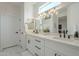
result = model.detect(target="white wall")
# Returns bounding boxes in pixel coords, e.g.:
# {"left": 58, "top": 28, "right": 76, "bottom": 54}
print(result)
{"left": 24, "top": 3, "right": 34, "bottom": 23}
{"left": 67, "top": 3, "right": 79, "bottom": 35}
{"left": 0, "top": 3, "right": 24, "bottom": 49}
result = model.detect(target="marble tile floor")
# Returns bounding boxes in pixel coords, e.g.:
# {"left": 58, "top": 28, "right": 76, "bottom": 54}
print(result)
{"left": 0, "top": 46, "right": 33, "bottom": 56}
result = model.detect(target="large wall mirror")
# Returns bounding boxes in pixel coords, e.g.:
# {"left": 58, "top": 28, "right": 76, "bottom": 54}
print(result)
{"left": 37, "top": 2, "right": 68, "bottom": 33}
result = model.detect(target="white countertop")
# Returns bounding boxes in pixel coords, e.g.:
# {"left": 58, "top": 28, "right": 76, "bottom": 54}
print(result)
{"left": 26, "top": 32, "right": 79, "bottom": 48}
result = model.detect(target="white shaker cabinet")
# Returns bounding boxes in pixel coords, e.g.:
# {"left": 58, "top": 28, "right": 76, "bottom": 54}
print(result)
{"left": 26, "top": 34, "right": 45, "bottom": 56}
{"left": 26, "top": 34, "right": 65, "bottom": 56}
{"left": 26, "top": 33, "right": 79, "bottom": 56}
{"left": 26, "top": 35, "right": 35, "bottom": 55}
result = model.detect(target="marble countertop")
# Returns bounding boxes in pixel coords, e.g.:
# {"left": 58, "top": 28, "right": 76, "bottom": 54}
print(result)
{"left": 26, "top": 31, "right": 79, "bottom": 47}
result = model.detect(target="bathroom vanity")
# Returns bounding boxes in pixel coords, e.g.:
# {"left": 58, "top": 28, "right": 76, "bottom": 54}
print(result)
{"left": 26, "top": 32, "right": 79, "bottom": 56}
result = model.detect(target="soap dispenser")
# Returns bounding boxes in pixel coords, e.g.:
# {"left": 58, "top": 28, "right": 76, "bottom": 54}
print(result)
{"left": 74, "top": 25, "right": 79, "bottom": 38}
{"left": 74, "top": 31, "right": 79, "bottom": 38}
{"left": 63, "top": 30, "right": 66, "bottom": 38}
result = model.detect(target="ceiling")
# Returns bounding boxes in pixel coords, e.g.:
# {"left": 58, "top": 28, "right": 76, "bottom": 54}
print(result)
{"left": 0, "top": 2, "right": 24, "bottom": 6}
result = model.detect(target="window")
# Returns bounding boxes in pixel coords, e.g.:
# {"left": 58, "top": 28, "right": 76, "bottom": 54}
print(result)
{"left": 39, "top": 2, "right": 61, "bottom": 14}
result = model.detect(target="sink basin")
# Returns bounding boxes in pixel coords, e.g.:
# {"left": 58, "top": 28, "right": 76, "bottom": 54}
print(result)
{"left": 42, "top": 33, "right": 59, "bottom": 37}
{"left": 53, "top": 37, "right": 59, "bottom": 39}
{"left": 53, "top": 37, "right": 75, "bottom": 42}
{"left": 40, "top": 33, "right": 79, "bottom": 42}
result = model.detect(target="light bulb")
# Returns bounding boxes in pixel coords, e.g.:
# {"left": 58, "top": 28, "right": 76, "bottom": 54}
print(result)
{"left": 55, "top": 11, "right": 58, "bottom": 15}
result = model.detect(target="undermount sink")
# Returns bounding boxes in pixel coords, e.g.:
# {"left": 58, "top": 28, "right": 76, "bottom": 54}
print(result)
{"left": 53, "top": 37, "right": 60, "bottom": 39}
{"left": 53, "top": 37, "right": 75, "bottom": 42}
{"left": 40, "top": 33, "right": 79, "bottom": 42}
{"left": 41, "top": 33, "right": 59, "bottom": 36}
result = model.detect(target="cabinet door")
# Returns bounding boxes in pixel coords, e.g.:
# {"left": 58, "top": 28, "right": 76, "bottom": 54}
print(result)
{"left": 45, "top": 47, "right": 54, "bottom": 56}
{"left": 26, "top": 35, "right": 35, "bottom": 55}
{"left": 34, "top": 37, "right": 45, "bottom": 46}
{"left": 45, "top": 46, "right": 65, "bottom": 56}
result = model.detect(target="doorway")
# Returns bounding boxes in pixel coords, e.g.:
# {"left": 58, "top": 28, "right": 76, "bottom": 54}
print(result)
{"left": 58, "top": 16, "right": 67, "bottom": 32}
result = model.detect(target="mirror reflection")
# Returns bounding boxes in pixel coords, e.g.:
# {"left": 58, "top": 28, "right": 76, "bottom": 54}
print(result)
{"left": 25, "top": 2, "right": 79, "bottom": 38}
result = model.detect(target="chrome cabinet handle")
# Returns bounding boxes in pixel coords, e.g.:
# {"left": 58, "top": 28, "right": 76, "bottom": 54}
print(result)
{"left": 35, "top": 39, "right": 41, "bottom": 42}
{"left": 54, "top": 53, "right": 57, "bottom": 56}
{"left": 35, "top": 53, "right": 39, "bottom": 56}
{"left": 54, "top": 53, "right": 61, "bottom": 56}
{"left": 35, "top": 45, "right": 41, "bottom": 50}
{"left": 28, "top": 40, "right": 30, "bottom": 44}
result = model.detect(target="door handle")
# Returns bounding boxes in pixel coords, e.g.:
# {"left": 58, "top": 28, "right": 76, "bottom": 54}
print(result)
{"left": 16, "top": 32, "right": 18, "bottom": 34}
{"left": 35, "top": 45, "right": 41, "bottom": 50}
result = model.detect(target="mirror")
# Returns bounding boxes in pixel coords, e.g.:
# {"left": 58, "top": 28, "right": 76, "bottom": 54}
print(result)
{"left": 35, "top": 3, "right": 68, "bottom": 33}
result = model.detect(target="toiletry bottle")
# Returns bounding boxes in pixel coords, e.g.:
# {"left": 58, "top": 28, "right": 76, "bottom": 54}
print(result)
{"left": 68, "top": 35, "right": 70, "bottom": 39}
{"left": 63, "top": 30, "right": 66, "bottom": 38}
{"left": 58, "top": 30, "right": 62, "bottom": 38}
{"left": 66, "top": 30, "right": 68, "bottom": 34}
{"left": 66, "top": 29, "right": 68, "bottom": 38}
{"left": 74, "top": 31, "right": 79, "bottom": 38}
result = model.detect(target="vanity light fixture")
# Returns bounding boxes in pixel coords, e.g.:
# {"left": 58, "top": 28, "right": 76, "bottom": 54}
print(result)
{"left": 48, "top": 8, "right": 54, "bottom": 14}
{"left": 48, "top": 7, "right": 58, "bottom": 15}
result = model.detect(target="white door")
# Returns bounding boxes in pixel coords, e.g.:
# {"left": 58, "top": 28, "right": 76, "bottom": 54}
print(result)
{"left": 1, "top": 14, "right": 19, "bottom": 49}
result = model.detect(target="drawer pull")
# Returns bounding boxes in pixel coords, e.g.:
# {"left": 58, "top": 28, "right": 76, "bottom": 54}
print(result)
{"left": 35, "top": 39, "right": 41, "bottom": 42}
{"left": 54, "top": 53, "right": 57, "bottom": 56}
{"left": 35, "top": 46, "right": 41, "bottom": 50}
{"left": 28, "top": 40, "right": 30, "bottom": 44}
{"left": 35, "top": 53, "right": 39, "bottom": 56}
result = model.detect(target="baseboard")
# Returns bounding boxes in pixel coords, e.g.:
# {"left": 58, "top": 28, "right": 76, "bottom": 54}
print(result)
{"left": 3, "top": 45, "right": 18, "bottom": 50}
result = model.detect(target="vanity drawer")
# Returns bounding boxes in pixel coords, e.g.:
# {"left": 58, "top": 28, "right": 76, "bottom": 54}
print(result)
{"left": 34, "top": 49, "right": 44, "bottom": 56}
{"left": 34, "top": 37, "right": 45, "bottom": 46}
{"left": 34, "top": 44, "right": 45, "bottom": 56}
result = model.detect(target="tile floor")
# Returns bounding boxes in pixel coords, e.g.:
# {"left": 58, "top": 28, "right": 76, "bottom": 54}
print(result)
{"left": 0, "top": 46, "right": 33, "bottom": 56}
